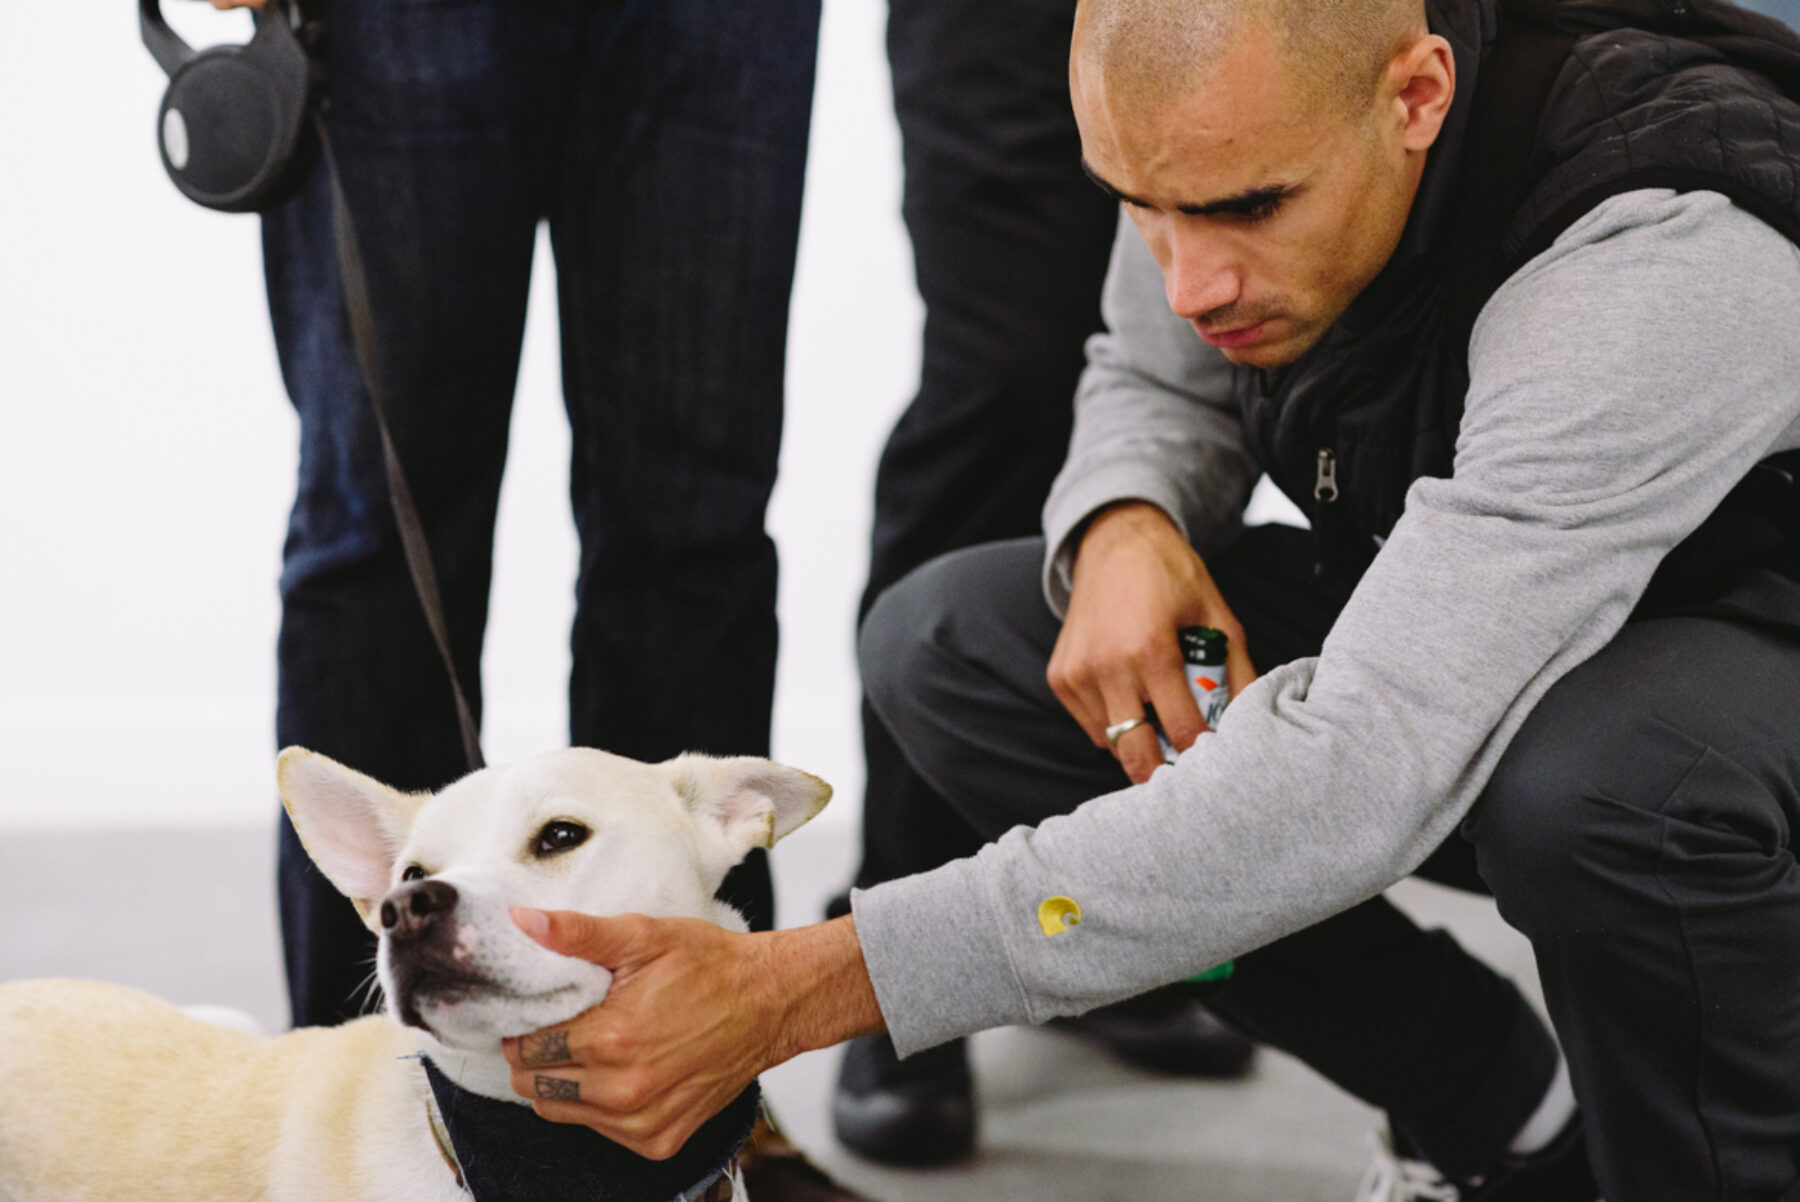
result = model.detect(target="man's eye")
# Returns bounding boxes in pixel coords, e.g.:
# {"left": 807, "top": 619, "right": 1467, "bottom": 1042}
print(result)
{"left": 401, "top": 864, "right": 426, "bottom": 882}
{"left": 534, "top": 821, "right": 591, "bottom": 857}
{"left": 1237, "top": 198, "right": 1283, "bottom": 224}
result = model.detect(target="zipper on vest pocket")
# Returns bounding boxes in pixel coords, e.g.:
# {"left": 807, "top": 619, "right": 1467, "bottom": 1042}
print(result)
{"left": 1314, "top": 449, "right": 1340, "bottom": 503}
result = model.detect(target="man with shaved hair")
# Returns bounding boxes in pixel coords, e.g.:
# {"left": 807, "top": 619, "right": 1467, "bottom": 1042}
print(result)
{"left": 490, "top": 0, "right": 1800, "bottom": 1197}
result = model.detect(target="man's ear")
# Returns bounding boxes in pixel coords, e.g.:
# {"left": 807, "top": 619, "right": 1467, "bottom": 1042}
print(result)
{"left": 276, "top": 747, "right": 427, "bottom": 930}
{"left": 1390, "top": 31, "right": 1455, "bottom": 153}
{"left": 663, "top": 754, "right": 833, "bottom": 858}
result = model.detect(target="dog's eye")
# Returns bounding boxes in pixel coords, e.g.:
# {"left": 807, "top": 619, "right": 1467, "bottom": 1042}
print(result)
{"left": 534, "top": 821, "right": 590, "bottom": 857}
{"left": 401, "top": 865, "right": 426, "bottom": 882}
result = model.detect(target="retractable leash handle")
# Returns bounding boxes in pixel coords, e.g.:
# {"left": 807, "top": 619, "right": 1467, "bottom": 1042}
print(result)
{"left": 140, "top": 0, "right": 320, "bottom": 213}
{"left": 138, "top": 0, "right": 195, "bottom": 77}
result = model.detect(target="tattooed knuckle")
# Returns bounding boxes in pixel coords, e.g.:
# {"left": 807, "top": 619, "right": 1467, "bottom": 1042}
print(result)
{"left": 533, "top": 1074, "right": 581, "bottom": 1103}
{"left": 521, "top": 1027, "right": 574, "bottom": 1067}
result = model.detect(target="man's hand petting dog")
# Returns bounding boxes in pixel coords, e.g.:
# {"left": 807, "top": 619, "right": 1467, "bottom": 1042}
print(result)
{"left": 504, "top": 907, "right": 883, "bottom": 1159}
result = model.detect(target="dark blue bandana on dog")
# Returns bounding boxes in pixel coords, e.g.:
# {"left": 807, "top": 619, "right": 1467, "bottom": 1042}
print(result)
{"left": 421, "top": 1057, "right": 759, "bottom": 1201}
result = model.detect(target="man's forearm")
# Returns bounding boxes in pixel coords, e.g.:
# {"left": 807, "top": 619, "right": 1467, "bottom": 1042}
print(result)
{"left": 761, "top": 915, "right": 885, "bottom": 1064}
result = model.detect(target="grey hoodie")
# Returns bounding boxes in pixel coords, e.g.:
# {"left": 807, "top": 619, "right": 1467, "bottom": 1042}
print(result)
{"left": 851, "top": 188, "right": 1800, "bottom": 1057}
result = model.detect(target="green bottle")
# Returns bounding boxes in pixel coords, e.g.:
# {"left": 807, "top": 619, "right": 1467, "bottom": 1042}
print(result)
{"left": 1175, "top": 626, "right": 1235, "bottom": 986}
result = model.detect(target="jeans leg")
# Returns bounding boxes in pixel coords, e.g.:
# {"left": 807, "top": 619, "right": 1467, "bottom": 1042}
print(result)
{"left": 550, "top": 0, "right": 820, "bottom": 931}
{"left": 1469, "top": 613, "right": 1800, "bottom": 1201}
{"left": 862, "top": 531, "right": 1557, "bottom": 1177}
{"left": 841, "top": 0, "right": 1121, "bottom": 909}
{"left": 263, "top": 0, "right": 573, "bottom": 1026}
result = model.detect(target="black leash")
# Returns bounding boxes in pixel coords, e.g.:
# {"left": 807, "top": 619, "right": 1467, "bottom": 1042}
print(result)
{"left": 314, "top": 112, "right": 485, "bottom": 774}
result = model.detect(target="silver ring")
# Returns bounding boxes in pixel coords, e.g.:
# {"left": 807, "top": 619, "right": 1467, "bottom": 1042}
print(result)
{"left": 1104, "top": 716, "right": 1148, "bottom": 747}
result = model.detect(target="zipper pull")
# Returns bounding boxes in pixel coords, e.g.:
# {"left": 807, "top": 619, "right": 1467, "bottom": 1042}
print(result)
{"left": 1314, "top": 448, "right": 1339, "bottom": 503}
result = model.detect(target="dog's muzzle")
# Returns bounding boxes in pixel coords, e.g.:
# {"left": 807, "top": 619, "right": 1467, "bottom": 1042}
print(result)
{"left": 382, "top": 879, "right": 486, "bottom": 1032}
{"left": 382, "top": 879, "right": 458, "bottom": 940}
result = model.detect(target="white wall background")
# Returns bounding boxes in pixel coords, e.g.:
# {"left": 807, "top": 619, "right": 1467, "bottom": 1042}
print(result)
{"left": 0, "top": 1, "right": 918, "bottom": 830}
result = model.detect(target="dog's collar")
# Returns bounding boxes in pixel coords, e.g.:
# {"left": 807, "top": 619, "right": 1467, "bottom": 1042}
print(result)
{"left": 421, "top": 1057, "right": 758, "bottom": 1202}
{"left": 423, "top": 1091, "right": 466, "bottom": 1191}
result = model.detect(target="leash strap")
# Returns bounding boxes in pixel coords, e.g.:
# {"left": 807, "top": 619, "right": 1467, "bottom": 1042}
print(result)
{"left": 313, "top": 113, "right": 485, "bottom": 774}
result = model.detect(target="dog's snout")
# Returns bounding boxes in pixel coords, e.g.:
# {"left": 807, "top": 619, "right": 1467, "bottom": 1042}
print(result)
{"left": 380, "top": 879, "right": 459, "bottom": 938}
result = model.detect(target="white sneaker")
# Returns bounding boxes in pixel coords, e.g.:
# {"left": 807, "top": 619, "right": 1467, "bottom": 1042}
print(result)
{"left": 1352, "top": 1115, "right": 1600, "bottom": 1202}
{"left": 1353, "top": 1129, "right": 1461, "bottom": 1202}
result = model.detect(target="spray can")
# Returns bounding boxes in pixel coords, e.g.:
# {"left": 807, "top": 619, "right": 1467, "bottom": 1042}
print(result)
{"left": 1163, "top": 625, "right": 1238, "bottom": 988}
{"left": 1157, "top": 625, "right": 1230, "bottom": 763}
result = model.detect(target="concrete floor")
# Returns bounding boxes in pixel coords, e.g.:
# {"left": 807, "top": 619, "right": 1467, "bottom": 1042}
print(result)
{"left": 0, "top": 818, "right": 1544, "bottom": 1202}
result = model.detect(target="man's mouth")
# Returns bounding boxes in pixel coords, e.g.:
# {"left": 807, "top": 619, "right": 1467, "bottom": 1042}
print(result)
{"left": 1195, "top": 319, "right": 1270, "bottom": 350}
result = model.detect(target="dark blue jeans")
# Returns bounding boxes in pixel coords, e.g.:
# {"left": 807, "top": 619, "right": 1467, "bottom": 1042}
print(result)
{"left": 262, "top": 0, "right": 818, "bottom": 1028}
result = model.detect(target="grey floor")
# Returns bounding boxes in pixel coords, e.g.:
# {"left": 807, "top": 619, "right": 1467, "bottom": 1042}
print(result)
{"left": 0, "top": 819, "right": 1544, "bottom": 1202}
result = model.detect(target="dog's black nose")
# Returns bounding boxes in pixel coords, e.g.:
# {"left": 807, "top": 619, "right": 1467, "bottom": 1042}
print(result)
{"left": 380, "top": 879, "right": 459, "bottom": 939}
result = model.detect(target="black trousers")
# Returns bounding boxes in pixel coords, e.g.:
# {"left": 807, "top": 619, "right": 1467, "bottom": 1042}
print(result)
{"left": 839, "top": 0, "right": 1120, "bottom": 908}
{"left": 1470, "top": 607, "right": 1800, "bottom": 1200}
{"left": 863, "top": 529, "right": 1800, "bottom": 1199}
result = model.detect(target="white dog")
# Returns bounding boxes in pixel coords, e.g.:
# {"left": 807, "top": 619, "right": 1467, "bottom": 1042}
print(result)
{"left": 0, "top": 746, "right": 831, "bottom": 1202}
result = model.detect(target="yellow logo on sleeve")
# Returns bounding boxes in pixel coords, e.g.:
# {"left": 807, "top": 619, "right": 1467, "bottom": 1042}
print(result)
{"left": 1037, "top": 896, "right": 1083, "bottom": 937}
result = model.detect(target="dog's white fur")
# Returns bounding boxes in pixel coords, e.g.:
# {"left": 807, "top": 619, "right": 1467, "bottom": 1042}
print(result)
{"left": 0, "top": 747, "right": 830, "bottom": 1202}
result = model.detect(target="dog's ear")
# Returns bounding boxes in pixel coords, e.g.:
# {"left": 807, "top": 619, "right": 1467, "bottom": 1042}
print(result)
{"left": 277, "top": 747, "right": 427, "bottom": 929}
{"left": 664, "top": 754, "right": 832, "bottom": 858}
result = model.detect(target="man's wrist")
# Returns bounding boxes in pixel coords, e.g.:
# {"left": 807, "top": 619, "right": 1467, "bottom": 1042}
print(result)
{"left": 759, "top": 915, "right": 884, "bottom": 1066}
{"left": 1072, "top": 500, "right": 1186, "bottom": 579}
{"left": 1080, "top": 500, "right": 1176, "bottom": 544}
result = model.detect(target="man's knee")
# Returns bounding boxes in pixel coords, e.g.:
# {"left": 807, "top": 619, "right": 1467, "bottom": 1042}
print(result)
{"left": 1467, "top": 717, "right": 1614, "bottom": 932}
{"left": 860, "top": 537, "right": 1045, "bottom": 730}
{"left": 1468, "top": 633, "right": 1731, "bottom": 932}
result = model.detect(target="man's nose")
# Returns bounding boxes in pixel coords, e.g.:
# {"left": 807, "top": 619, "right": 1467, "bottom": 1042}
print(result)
{"left": 1163, "top": 228, "right": 1241, "bottom": 321}
{"left": 381, "top": 879, "right": 459, "bottom": 940}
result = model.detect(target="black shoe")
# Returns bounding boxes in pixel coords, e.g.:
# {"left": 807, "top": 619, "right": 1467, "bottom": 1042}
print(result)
{"left": 1046, "top": 989, "right": 1257, "bottom": 1077}
{"left": 831, "top": 1032, "right": 975, "bottom": 1166}
{"left": 1355, "top": 1114, "right": 1599, "bottom": 1201}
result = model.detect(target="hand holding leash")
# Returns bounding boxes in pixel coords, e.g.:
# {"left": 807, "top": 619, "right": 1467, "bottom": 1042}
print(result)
{"left": 503, "top": 909, "right": 882, "bottom": 1159}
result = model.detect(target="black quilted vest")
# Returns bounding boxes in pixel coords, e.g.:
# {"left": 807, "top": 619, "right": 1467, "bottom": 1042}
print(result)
{"left": 1236, "top": 0, "right": 1800, "bottom": 597}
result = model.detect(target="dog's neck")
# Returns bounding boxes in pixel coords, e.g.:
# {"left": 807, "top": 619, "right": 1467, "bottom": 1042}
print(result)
{"left": 420, "top": 1056, "right": 759, "bottom": 1202}
{"left": 413, "top": 1030, "right": 518, "bottom": 1101}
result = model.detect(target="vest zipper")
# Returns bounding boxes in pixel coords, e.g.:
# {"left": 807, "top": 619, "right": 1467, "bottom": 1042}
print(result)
{"left": 1314, "top": 448, "right": 1340, "bottom": 504}
{"left": 1310, "top": 447, "right": 1342, "bottom": 582}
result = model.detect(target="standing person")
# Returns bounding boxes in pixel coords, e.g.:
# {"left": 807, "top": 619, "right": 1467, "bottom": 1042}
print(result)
{"left": 223, "top": 0, "right": 813, "bottom": 1031}
{"left": 231, "top": 0, "right": 874, "bottom": 1191}
{"left": 830, "top": 0, "right": 1255, "bottom": 1166}
{"left": 483, "top": 0, "right": 1800, "bottom": 1198}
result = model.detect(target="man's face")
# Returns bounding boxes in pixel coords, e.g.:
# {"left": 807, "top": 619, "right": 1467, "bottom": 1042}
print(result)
{"left": 1072, "top": 24, "right": 1425, "bottom": 368}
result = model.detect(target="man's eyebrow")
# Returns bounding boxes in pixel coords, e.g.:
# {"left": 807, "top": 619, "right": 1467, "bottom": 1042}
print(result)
{"left": 1081, "top": 159, "right": 1150, "bottom": 207}
{"left": 1080, "top": 159, "right": 1292, "bottom": 216}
